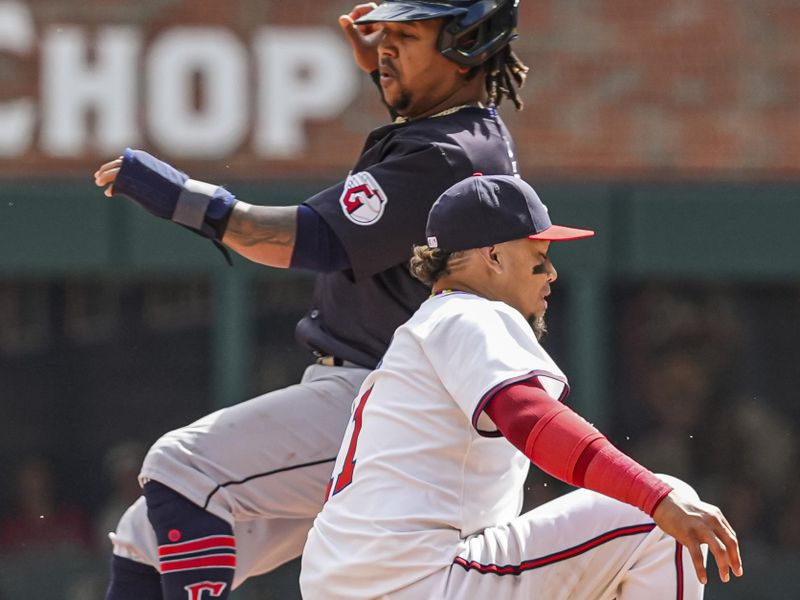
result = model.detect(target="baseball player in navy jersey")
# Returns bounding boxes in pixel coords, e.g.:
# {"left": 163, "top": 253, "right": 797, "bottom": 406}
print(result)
{"left": 93, "top": 2, "right": 531, "bottom": 598}
{"left": 301, "top": 174, "right": 743, "bottom": 599}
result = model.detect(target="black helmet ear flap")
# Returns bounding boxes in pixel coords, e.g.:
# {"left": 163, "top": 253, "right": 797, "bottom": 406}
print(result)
{"left": 438, "top": 0, "right": 519, "bottom": 67}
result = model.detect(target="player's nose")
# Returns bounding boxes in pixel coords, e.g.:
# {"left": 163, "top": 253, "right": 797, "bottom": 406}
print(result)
{"left": 378, "top": 30, "right": 398, "bottom": 56}
{"left": 547, "top": 262, "right": 557, "bottom": 283}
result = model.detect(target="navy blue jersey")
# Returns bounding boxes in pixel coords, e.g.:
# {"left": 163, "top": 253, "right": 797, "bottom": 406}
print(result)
{"left": 296, "top": 106, "right": 518, "bottom": 368}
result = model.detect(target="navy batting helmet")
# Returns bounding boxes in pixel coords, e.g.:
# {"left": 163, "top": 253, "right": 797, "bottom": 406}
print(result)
{"left": 356, "top": 0, "right": 519, "bottom": 67}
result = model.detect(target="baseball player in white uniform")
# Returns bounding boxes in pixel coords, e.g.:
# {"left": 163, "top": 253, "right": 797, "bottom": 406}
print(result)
{"left": 300, "top": 174, "right": 743, "bottom": 599}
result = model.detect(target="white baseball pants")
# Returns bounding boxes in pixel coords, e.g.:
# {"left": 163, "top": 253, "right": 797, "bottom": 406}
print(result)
{"left": 384, "top": 475, "right": 704, "bottom": 600}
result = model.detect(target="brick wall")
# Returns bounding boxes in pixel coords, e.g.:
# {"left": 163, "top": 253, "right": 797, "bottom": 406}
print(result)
{"left": 0, "top": 0, "right": 797, "bottom": 180}
{"left": 510, "top": 0, "right": 800, "bottom": 179}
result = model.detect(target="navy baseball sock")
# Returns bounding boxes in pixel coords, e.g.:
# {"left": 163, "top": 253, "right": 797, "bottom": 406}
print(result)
{"left": 144, "top": 480, "right": 236, "bottom": 600}
{"left": 105, "top": 554, "right": 163, "bottom": 600}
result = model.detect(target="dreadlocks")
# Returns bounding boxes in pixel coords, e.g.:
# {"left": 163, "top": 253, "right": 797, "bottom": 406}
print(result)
{"left": 409, "top": 246, "right": 469, "bottom": 286}
{"left": 484, "top": 46, "right": 529, "bottom": 110}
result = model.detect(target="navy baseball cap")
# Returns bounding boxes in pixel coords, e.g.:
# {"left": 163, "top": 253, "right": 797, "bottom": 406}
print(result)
{"left": 355, "top": 1, "right": 470, "bottom": 24}
{"left": 425, "top": 174, "right": 594, "bottom": 251}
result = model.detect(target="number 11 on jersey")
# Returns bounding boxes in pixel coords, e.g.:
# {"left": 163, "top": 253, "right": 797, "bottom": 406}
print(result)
{"left": 331, "top": 386, "right": 374, "bottom": 496}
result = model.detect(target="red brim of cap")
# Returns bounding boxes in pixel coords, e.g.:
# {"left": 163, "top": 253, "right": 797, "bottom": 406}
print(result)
{"left": 528, "top": 224, "right": 595, "bottom": 241}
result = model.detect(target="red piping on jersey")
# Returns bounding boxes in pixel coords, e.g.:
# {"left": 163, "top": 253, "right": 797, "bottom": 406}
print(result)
{"left": 472, "top": 369, "right": 569, "bottom": 437}
{"left": 453, "top": 523, "right": 656, "bottom": 576}
{"left": 675, "top": 542, "right": 684, "bottom": 600}
{"left": 158, "top": 535, "right": 236, "bottom": 557}
{"left": 159, "top": 554, "right": 237, "bottom": 573}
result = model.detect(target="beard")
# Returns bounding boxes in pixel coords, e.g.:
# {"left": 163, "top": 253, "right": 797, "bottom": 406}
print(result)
{"left": 528, "top": 315, "right": 548, "bottom": 341}
{"left": 391, "top": 89, "right": 412, "bottom": 113}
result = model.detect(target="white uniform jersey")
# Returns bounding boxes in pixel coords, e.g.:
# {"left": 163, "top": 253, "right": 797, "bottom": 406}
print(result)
{"left": 301, "top": 292, "right": 569, "bottom": 600}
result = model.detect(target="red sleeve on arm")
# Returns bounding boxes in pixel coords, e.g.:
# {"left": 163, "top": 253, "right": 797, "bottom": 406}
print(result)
{"left": 485, "top": 380, "right": 673, "bottom": 516}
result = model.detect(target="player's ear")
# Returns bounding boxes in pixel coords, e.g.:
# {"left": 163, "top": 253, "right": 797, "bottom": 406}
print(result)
{"left": 477, "top": 246, "right": 503, "bottom": 274}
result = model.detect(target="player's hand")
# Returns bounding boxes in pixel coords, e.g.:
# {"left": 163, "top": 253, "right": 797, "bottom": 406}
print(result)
{"left": 652, "top": 490, "right": 743, "bottom": 585}
{"left": 94, "top": 157, "right": 123, "bottom": 197}
{"left": 339, "top": 3, "right": 382, "bottom": 73}
{"left": 92, "top": 149, "right": 238, "bottom": 245}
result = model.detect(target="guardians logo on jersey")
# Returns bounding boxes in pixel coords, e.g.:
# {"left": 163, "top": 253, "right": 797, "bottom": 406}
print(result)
{"left": 339, "top": 171, "right": 388, "bottom": 225}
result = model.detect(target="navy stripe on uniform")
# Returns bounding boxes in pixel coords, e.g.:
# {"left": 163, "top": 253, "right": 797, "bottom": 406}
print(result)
{"left": 203, "top": 457, "right": 337, "bottom": 509}
{"left": 471, "top": 369, "right": 570, "bottom": 438}
{"left": 453, "top": 523, "right": 656, "bottom": 576}
{"left": 675, "top": 542, "right": 684, "bottom": 600}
